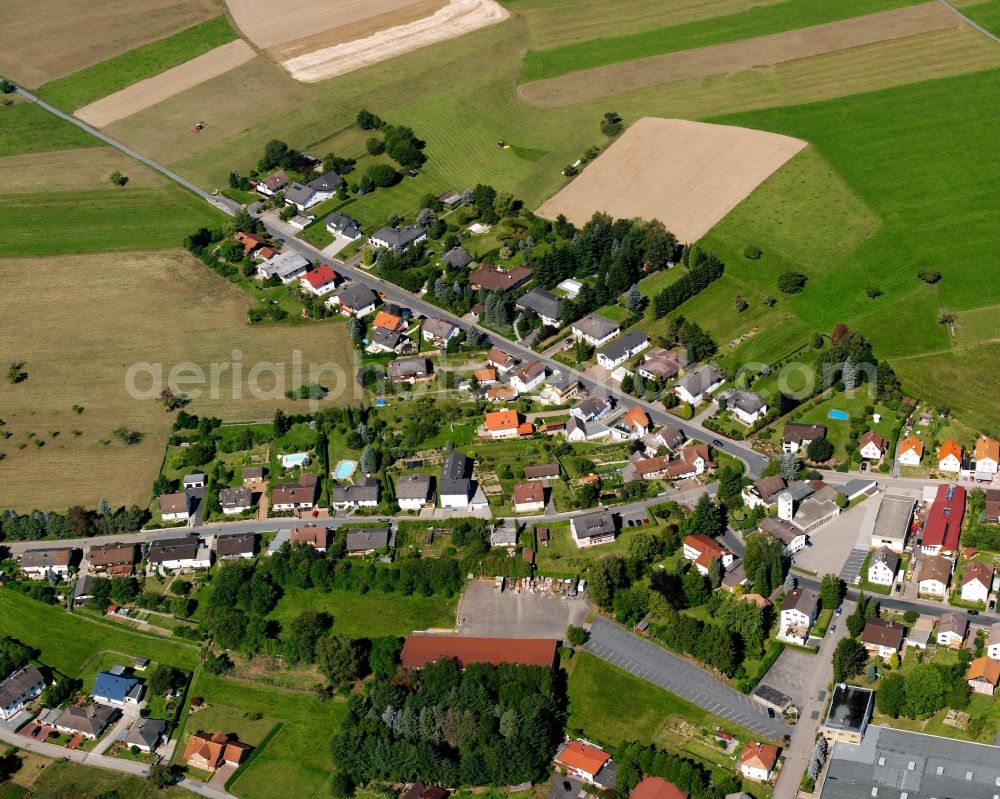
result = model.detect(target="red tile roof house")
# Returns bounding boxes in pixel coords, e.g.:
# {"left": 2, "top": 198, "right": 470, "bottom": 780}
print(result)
{"left": 682, "top": 534, "right": 734, "bottom": 576}
{"left": 740, "top": 742, "right": 779, "bottom": 782}
{"left": 630, "top": 776, "right": 688, "bottom": 799}
{"left": 290, "top": 525, "right": 330, "bottom": 551}
{"left": 400, "top": 636, "right": 558, "bottom": 669}
{"left": 512, "top": 481, "right": 545, "bottom": 513}
{"left": 468, "top": 264, "right": 533, "bottom": 292}
{"left": 235, "top": 231, "right": 268, "bottom": 257}
{"left": 299, "top": 265, "right": 341, "bottom": 296}
{"left": 553, "top": 739, "right": 612, "bottom": 784}
{"left": 183, "top": 731, "right": 252, "bottom": 771}
{"left": 859, "top": 430, "right": 889, "bottom": 462}
{"left": 921, "top": 484, "right": 965, "bottom": 557}
{"left": 271, "top": 478, "right": 318, "bottom": 512}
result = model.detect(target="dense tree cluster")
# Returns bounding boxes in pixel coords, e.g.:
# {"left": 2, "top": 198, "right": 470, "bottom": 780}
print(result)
{"left": 875, "top": 657, "right": 971, "bottom": 720}
{"left": 741, "top": 532, "right": 786, "bottom": 597}
{"left": 615, "top": 741, "right": 741, "bottom": 799}
{"left": 1, "top": 504, "right": 148, "bottom": 542}
{"left": 331, "top": 658, "right": 565, "bottom": 787}
{"left": 0, "top": 637, "right": 32, "bottom": 678}
{"left": 532, "top": 214, "right": 679, "bottom": 299}
{"left": 652, "top": 252, "right": 724, "bottom": 319}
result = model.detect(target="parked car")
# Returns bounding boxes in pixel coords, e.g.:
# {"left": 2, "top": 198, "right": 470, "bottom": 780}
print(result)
{"left": 563, "top": 782, "right": 572, "bottom": 792}
{"left": 835, "top": 606, "right": 843, "bottom": 616}
{"left": 969, "top": 610, "right": 979, "bottom": 616}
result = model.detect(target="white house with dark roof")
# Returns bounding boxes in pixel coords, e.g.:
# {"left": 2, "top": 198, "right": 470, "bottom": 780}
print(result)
{"left": 369, "top": 225, "right": 426, "bottom": 250}
{"left": 673, "top": 364, "right": 724, "bottom": 404}
{"left": 396, "top": 474, "right": 433, "bottom": 510}
{"left": 597, "top": 330, "right": 650, "bottom": 369}
{"left": 255, "top": 170, "right": 289, "bottom": 196}
{"left": 326, "top": 212, "right": 362, "bottom": 240}
{"left": 327, "top": 283, "right": 379, "bottom": 317}
{"left": 284, "top": 182, "right": 320, "bottom": 211}
{"left": 0, "top": 665, "right": 45, "bottom": 721}
{"left": 571, "top": 313, "right": 620, "bottom": 347}
{"left": 158, "top": 492, "right": 191, "bottom": 522}
{"left": 782, "top": 423, "right": 826, "bottom": 454}
{"left": 867, "top": 547, "right": 900, "bottom": 586}
{"left": 570, "top": 394, "right": 614, "bottom": 423}
{"left": 516, "top": 288, "right": 563, "bottom": 327}
{"left": 719, "top": 388, "right": 768, "bottom": 425}
{"left": 219, "top": 486, "right": 254, "bottom": 515}
{"left": 332, "top": 476, "right": 380, "bottom": 509}
{"left": 778, "top": 588, "right": 818, "bottom": 644}
{"left": 307, "top": 169, "right": 342, "bottom": 199}
{"left": 510, "top": 359, "right": 547, "bottom": 394}
{"left": 422, "top": 318, "right": 459, "bottom": 347}
{"left": 570, "top": 511, "right": 617, "bottom": 548}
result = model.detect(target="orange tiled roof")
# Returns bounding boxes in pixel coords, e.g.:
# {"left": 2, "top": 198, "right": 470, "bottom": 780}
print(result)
{"left": 898, "top": 435, "right": 924, "bottom": 457}
{"left": 967, "top": 656, "right": 1000, "bottom": 686}
{"left": 556, "top": 740, "right": 611, "bottom": 774}
{"left": 975, "top": 436, "right": 1000, "bottom": 462}
{"left": 517, "top": 422, "right": 534, "bottom": 436}
{"left": 373, "top": 311, "right": 404, "bottom": 331}
{"left": 741, "top": 742, "right": 779, "bottom": 770}
{"left": 939, "top": 439, "right": 963, "bottom": 462}
{"left": 624, "top": 406, "right": 651, "bottom": 431}
{"left": 485, "top": 410, "right": 519, "bottom": 431}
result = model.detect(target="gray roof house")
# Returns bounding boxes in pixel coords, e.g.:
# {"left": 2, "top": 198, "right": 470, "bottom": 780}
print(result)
{"left": 345, "top": 527, "right": 392, "bottom": 554}
{"left": 422, "top": 317, "right": 459, "bottom": 346}
{"left": 308, "top": 170, "right": 343, "bottom": 193}
{"left": 673, "top": 364, "right": 724, "bottom": 404}
{"left": 326, "top": 212, "right": 362, "bottom": 240}
{"left": 572, "top": 313, "right": 620, "bottom": 346}
{"left": 284, "top": 182, "right": 318, "bottom": 210}
{"left": 570, "top": 394, "right": 614, "bottom": 422}
{"left": 123, "top": 717, "right": 166, "bottom": 752}
{"left": 440, "top": 246, "right": 473, "bottom": 269}
{"left": 218, "top": 486, "right": 253, "bottom": 514}
{"left": 396, "top": 474, "right": 432, "bottom": 507}
{"left": 215, "top": 532, "right": 256, "bottom": 560}
{"left": 332, "top": 476, "right": 380, "bottom": 508}
{"left": 440, "top": 451, "right": 473, "bottom": 505}
{"left": 570, "top": 510, "right": 617, "bottom": 547}
{"left": 331, "top": 283, "right": 379, "bottom": 315}
{"left": 369, "top": 225, "right": 426, "bottom": 250}
{"left": 597, "top": 330, "right": 650, "bottom": 369}
{"left": 0, "top": 665, "right": 45, "bottom": 720}
{"left": 258, "top": 251, "right": 310, "bottom": 283}
{"left": 387, "top": 357, "right": 432, "bottom": 382}
{"left": 55, "top": 703, "right": 118, "bottom": 739}
{"left": 516, "top": 288, "right": 563, "bottom": 325}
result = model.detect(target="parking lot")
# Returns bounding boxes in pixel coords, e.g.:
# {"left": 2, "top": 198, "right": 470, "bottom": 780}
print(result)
{"left": 756, "top": 648, "right": 816, "bottom": 708}
{"left": 455, "top": 580, "right": 589, "bottom": 639}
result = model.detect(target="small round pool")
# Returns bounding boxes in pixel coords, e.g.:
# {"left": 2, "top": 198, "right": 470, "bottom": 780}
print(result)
{"left": 333, "top": 460, "right": 357, "bottom": 480}
{"left": 828, "top": 409, "right": 849, "bottom": 421}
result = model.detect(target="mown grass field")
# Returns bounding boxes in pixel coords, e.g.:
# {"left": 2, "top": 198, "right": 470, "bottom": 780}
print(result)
{"left": 520, "top": 0, "right": 924, "bottom": 81}
{"left": 178, "top": 672, "right": 348, "bottom": 799}
{"left": 267, "top": 586, "right": 458, "bottom": 637}
{"left": 37, "top": 17, "right": 237, "bottom": 112}
{"left": 0, "top": 187, "right": 222, "bottom": 256}
{"left": 565, "top": 652, "right": 762, "bottom": 784}
{"left": 0, "top": 590, "right": 199, "bottom": 674}
{"left": 956, "top": 0, "right": 1000, "bottom": 33}
{"left": 0, "top": 252, "right": 354, "bottom": 511}
{"left": 680, "top": 68, "right": 1000, "bottom": 421}
{"left": 0, "top": 101, "right": 100, "bottom": 157}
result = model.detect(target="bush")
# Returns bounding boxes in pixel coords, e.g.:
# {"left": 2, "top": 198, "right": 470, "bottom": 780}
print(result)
{"left": 917, "top": 269, "right": 941, "bottom": 284}
{"left": 364, "top": 163, "right": 399, "bottom": 188}
{"left": 903, "top": 609, "right": 919, "bottom": 624}
{"left": 743, "top": 245, "right": 762, "bottom": 260}
{"left": 777, "top": 271, "right": 807, "bottom": 294}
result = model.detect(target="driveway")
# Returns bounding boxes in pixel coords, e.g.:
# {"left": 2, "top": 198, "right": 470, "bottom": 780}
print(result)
{"left": 210, "top": 763, "right": 238, "bottom": 789}
{"left": 584, "top": 617, "right": 791, "bottom": 739}
{"left": 756, "top": 649, "right": 815, "bottom": 708}
{"left": 455, "top": 580, "right": 589, "bottom": 638}
{"left": 91, "top": 711, "right": 131, "bottom": 756}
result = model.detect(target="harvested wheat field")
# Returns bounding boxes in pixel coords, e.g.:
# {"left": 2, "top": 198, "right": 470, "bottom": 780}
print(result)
{"left": 281, "top": 0, "right": 510, "bottom": 82}
{"left": 0, "top": 0, "right": 219, "bottom": 88}
{"left": 75, "top": 40, "right": 256, "bottom": 127}
{"left": 519, "top": 2, "right": 960, "bottom": 106}
{"left": 0, "top": 252, "right": 355, "bottom": 511}
{"left": 537, "top": 118, "right": 807, "bottom": 243}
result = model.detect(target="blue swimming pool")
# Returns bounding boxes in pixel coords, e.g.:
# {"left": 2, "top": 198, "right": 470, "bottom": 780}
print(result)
{"left": 828, "top": 409, "right": 849, "bottom": 421}
{"left": 334, "top": 460, "right": 357, "bottom": 479}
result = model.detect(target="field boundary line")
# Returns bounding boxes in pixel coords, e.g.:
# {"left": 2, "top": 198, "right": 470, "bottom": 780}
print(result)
{"left": 937, "top": 0, "right": 1000, "bottom": 43}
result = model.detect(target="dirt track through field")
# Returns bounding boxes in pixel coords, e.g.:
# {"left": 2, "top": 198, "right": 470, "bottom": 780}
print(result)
{"left": 536, "top": 118, "right": 807, "bottom": 243}
{"left": 281, "top": 0, "right": 510, "bottom": 82}
{"left": 519, "top": 2, "right": 961, "bottom": 107}
{"left": 75, "top": 39, "right": 256, "bottom": 128}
